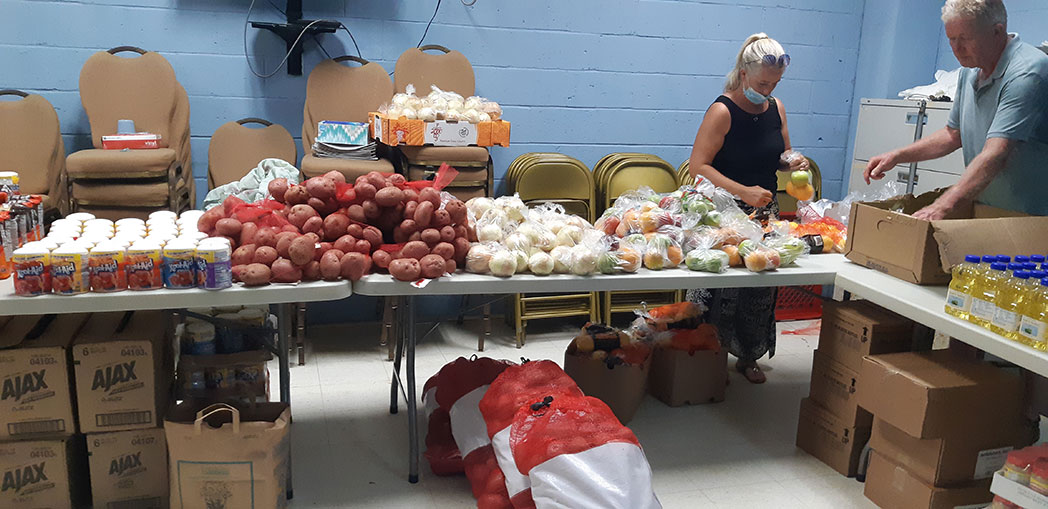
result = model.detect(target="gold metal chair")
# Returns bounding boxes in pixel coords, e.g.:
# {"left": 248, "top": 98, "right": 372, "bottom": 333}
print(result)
{"left": 0, "top": 90, "right": 68, "bottom": 217}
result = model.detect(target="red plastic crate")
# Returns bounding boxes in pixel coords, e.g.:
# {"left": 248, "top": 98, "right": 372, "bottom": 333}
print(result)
{"left": 776, "top": 285, "right": 823, "bottom": 321}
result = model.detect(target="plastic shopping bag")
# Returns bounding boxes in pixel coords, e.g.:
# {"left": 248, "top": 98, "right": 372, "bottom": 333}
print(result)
{"left": 478, "top": 360, "right": 584, "bottom": 508}
{"left": 509, "top": 394, "right": 661, "bottom": 509}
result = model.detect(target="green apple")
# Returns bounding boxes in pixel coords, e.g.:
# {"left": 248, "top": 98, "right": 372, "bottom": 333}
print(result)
{"left": 791, "top": 170, "right": 811, "bottom": 186}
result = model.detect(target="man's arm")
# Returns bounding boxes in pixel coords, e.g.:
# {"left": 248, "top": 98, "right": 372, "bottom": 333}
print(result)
{"left": 864, "top": 127, "right": 963, "bottom": 184}
{"left": 912, "top": 137, "right": 1014, "bottom": 220}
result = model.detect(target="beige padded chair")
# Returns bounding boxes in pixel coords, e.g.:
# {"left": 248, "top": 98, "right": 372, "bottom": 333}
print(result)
{"left": 209, "top": 118, "right": 297, "bottom": 188}
{"left": 393, "top": 45, "right": 492, "bottom": 200}
{"left": 66, "top": 46, "right": 193, "bottom": 215}
{"left": 0, "top": 90, "right": 68, "bottom": 217}
{"left": 301, "top": 56, "right": 394, "bottom": 180}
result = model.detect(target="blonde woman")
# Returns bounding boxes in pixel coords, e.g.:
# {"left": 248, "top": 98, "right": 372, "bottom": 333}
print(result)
{"left": 686, "top": 33, "right": 807, "bottom": 384}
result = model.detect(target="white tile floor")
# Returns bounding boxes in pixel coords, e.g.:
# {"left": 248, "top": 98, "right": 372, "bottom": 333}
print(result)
{"left": 272, "top": 316, "right": 875, "bottom": 508}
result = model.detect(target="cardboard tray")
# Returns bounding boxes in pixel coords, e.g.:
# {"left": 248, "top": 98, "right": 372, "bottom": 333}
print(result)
{"left": 990, "top": 471, "right": 1048, "bottom": 509}
{"left": 370, "top": 112, "right": 510, "bottom": 147}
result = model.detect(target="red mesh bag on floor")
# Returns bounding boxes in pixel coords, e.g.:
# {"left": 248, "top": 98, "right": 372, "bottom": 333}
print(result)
{"left": 422, "top": 372, "right": 463, "bottom": 476}
{"left": 509, "top": 394, "right": 661, "bottom": 509}
{"left": 430, "top": 356, "right": 515, "bottom": 508}
{"left": 478, "top": 360, "right": 583, "bottom": 508}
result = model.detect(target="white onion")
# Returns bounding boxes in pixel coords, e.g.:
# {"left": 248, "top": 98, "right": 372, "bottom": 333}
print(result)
{"left": 550, "top": 246, "right": 573, "bottom": 274}
{"left": 465, "top": 244, "right": 495, "bottom": 274}
{"left": 514, "top": 250, "right": 530, "bottom": 273}
{"left": 418, "top": 107, "right": 437, "bottom": 122}
{"left": 477, "top": 224, "right": 503, "bottom": 243}
{"left": 401, "top": 107, "right": 418, "bottom": 120}
{"left": 529, "top": 252, "right": 554, "bottom": 276}
{"left": 571, "top": 246, "right": 598, "bottom": 276}
{"left": 489, "top": 250, "right": 517, "bottom": 277}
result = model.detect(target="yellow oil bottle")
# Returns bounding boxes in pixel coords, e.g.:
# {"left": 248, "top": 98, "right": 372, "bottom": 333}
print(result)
{"left": 1019, "top": 277, "right": 1048, "bottom": 351}
{"left": 969, "top": 262, "right": 1008, "bottom": 329}
{"left": 991, "top": 268, "right": 1029, "bottom": 341}
{"left": 945, "top": 255, "right": 981, "bottom": 320}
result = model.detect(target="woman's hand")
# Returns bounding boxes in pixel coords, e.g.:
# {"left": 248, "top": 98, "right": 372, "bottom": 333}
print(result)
{"left": 739, "top": 185, "right": 773, "bottom": 208}
{"left": 787, "top": 154, "right": 809, "bottom": 172}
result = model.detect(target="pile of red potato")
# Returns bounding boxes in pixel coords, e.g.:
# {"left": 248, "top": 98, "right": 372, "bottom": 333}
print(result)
{"left": 196, "top": 170, "right": 471, "bottom": 285}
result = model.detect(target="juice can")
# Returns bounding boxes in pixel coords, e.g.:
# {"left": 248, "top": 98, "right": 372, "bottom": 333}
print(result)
{"left": 162, "top": 239, "right": 197, "bottom": 289}
{"left": 126, "top": 241, "right": 163, "bottom": 290}
{"left": 50, "top": 244, "right": 89, "bottom": 295}
{"left": 89, "top": 241, "right": 127, "bottom": 292}
{"left": 195, "top": 238, "right": 232, "bottom": 290}
{"left": 12, "top": 243, "right": 50, "bottom": 296}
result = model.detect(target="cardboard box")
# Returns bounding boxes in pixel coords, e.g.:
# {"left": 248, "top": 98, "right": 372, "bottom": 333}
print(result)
{"left": 563, "top": 342, "right": 649, "bottom": 424}
{"left": 990, "top": 471, "right": 1048, "bottom": 509}
{"left": 0, "top": 314, "right": 90, "bottom": 440}
{"left": 870, "top": 417, "right": 1035, "bottom": 486}
{"left": 647, "top": 348, "right": 727, "bottom": 407}
{"left": 818, "top": 300, "right": 916, "bottom": 372}
{"left": 0, "top": 437, "right": 88, "bottom": 508}
{"left": 87, "top": 428, "right": 168, "bottom": 509}
{"left": 865, "top": 451, "right": 992, "bottom": 509}
{"left": 845, "top": 189, "right": 1046, "bottom": 285}
{"left": 370, "top": 112, "right": 511, "bottom": 147}
{"left": 808, "top": 349, "right": 873, "bottom": 428}
{"left": 858, "top": 350, "right": 1025, "bottom": 439}
{"left": 796, "top": 397, "right": 871, "bottom": 477}
{"left": 73, "top": 311, "right": 173, "bottom": 434}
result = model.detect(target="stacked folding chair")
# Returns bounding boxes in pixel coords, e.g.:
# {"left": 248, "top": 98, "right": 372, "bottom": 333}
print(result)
{"left": 505, "top": 153, "right": 599, "bottom": 346}
{"left": 776, "top": 157, "right": 822, "bottom": 214}
{"left": 66, "top": 47, "right": 193, "bottom": 220}
{"left": 676, "top": 160, "right": 693, "bottom": 187}
{"left": 594, "top": 153, "right": 682, "bottom": 324}
{"left": 393, "top": 45, "right": 493, "bottom": 201}
{"left": 0, "top": 90, "right": 68, "bottom": 218}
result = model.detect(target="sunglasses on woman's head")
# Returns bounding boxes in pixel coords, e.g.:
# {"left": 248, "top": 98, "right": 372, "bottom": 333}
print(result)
{"left": 751, "top": 54, "right": 790, "bottom": 68}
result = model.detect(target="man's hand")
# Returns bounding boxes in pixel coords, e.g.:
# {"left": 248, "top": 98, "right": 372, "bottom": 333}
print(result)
{"left": 864, "top": 152, "right": 898, "bottom": 184}
{"left": 912, "top": 199, "right": 954, "bottom": 221}
{"left": 739, "top": 185, "right": 773, "bottom": 208}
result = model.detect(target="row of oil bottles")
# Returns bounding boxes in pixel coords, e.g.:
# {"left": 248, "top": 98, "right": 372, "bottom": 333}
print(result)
{"left": 946, "top": 254, "right": 1048, "bottom": 348}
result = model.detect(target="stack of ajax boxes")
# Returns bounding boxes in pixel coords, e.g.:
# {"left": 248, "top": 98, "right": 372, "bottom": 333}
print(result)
{"left": 0, "top": 311, "right": 173, "bottom": 508}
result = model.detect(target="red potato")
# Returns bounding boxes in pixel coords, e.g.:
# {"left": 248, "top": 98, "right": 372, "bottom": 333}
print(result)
{"left": 284, "top": 185, "right": 310, "bottom": 205}
{"left": 308, "top": 197, "right": 336, "bottom": 216}
{"left": 232, "top": 264, "right": 246, "bottom": 283}
{"left": 239, "top": 222, "right": 259, "bottom": 246}
{"left": 355, "top": 175, "right": 368, "bottom": 187}
{"left": 303, "top": 232, "right": 321, "bottom": 245}
{"left": 467, "top": 225, "right": 478, "bottom": 242}
{"left": 289, "top": 236, "right": 317, "bottom": 266}
{"left": 366, "top": 172, "right": 386, "bottom": 189}
{"left": 414, "top": 201, "right": 434, "bottom": 228}
{"left": 336, "top": 186, "right": 357, "bottom": 206}
{"left": 268, "top": 178, "right": 290, "bottom": 202}
{"left": 323, "top": 214, "right": 350, "bottom": 241}
{"left": 255, "top": 227, "right": 278, "bottom": 248}
{"left": 288, "top": 204, "right": 319, "bottom": 229}
{"left": 281, "top": 224, "right": 300, "bottom": 234}
{"left": 334, "top": 235, "right": 357, "bottom": 253}
{"left": 400, "top": 219, "right": 419, "bottom": 235}
{"left": 431, "top": 242, "right": 455, "bottom": 261}
{"left": 445, "top": 258, "right": 457, "bottom": 274}
{"left": 375, "top": 187, "right": 404, "bottom": 207}
{"left": 445, "top": 200, "right": 467, "bottom": 225}
{"left": 389, "top": 258, "right": 421, "bottom": 282}
{"left": 253, "top": 246, "right": 279, "bottom": 266}
{"left": 340, "top": 252, "right": 372, "bottom": 281}
{"left": 323, "top": 170, "right": 347, "bottom": 184}
{"left": 240, "top": 263, "right": 272, "bottom": 286}
{"left": 419, "top": 187, "right": 441, "bottom": 208}
{"left": 439, "top": 226, "right": 456, "bottom": 243}
{"left": 302, "top": 261, "right": 322, "bottom": 281}
{"left": 404, "top": 201, "right": 418, "bottom": 220}
{"left": 453, "top": 237, "right": 471, "bottom": 263}
{"left": 346, "top": 224, "right": 364, "bottom": 238}
{"left": 347, "top": 204, "right": 366, "bottom": 223}
{"left": 355, "top": 182, "right": 377, "bottom": 201}
{"left": 275, "top": 232, "right": 300, "bottom": 259}
{"left": 352, "top": 239, "right": 372, "bottom": 255}
{"left": 271, "top": 258, "right": 303, "bottom": 283}
{"left": 305, "top": 177, "right": 336, "bottom": 200}
{"left": 362, "top": 200, "right": 381, "bottom": 220}
{"left": 420, "top": 254, "right": 446, "bottom": 279}
{"left": 389, "top": 173, "right": 407, "bottom": 186}
{"left": 315, "top": 242, "right": 334, "bottom": 261}
{"left": 453, "top": 224, "right": 468, "bottom": 240}
{"left": 408, "top": 232, "right": 422, "bottom": 242}
{"left": 216, "top": 217, "right": 243, "bottom": 237}
{"left": 372, "top": 250, "right": 392, "bottom": 269}
{"left": 362, "top": 226, "right": 382, "bottom": 247}
{"left": 320, "top": 251, "right": 342, "bottom": 280}
{"left": 301, "top": 216, "right": 324, "bottom": 235}
{"left": 420, "top": 228, "right": 441, "bottom": 247}
{"left": 403, "top": 189, "right": 419, "bottom": 203}
{"left": 232, "top": 244, "right": 258, "bottom": 266}
{"left": 400, "top": 241, "right": 429, "bottom": 260}
{"left": 432, "top": 209, "right": 452, "bottom": 229}
{"left": 197, "top": 207, "right": 225, "bottom": 234}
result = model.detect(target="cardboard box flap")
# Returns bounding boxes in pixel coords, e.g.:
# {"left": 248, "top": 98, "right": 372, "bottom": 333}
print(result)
{"left": 933, "top": 215, "right": 1048, "bottom": 273}
{"left": 865, "top": 451, "right": 993, "bottom": 509}
{"left": 75, "top": 312, "right": 129, "bottom": 345}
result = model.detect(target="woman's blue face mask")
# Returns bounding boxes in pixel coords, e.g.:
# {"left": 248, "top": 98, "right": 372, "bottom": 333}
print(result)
{"left": 744, "top": 87, "right": 769, "bottom": 105}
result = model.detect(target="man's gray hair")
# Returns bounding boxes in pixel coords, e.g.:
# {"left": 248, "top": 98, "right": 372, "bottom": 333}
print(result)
{"left": 942, "top": 0, "right": 1008, "bottom": 28}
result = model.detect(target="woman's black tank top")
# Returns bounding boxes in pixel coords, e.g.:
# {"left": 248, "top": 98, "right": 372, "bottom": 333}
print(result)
{"left": 710, "top": 95, "right": 785, "bottom": 193}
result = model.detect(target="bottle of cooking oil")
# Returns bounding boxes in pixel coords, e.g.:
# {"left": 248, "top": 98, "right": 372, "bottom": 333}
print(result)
{"left": 946, "top": 255, "right": 981, "bottom": 319}
{"left": 981, "top": 255, "right": 997, "bottom": 273}
{"left": 970, "top": 262, "right": 1008, "bottom": 328}
{"left": 1030, "top": 254, "right": 1045, "bottom": 266}
{"left": 992, "top": 270, "right": 1030, "bottom": 341}
{"left": 1015, "top": 255, "right": 1030, "bottom": 265}
{"left": 1019, "top": 277, "right": 1048, "bottom": 350}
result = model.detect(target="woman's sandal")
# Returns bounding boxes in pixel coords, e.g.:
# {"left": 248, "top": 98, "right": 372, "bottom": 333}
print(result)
{"left": 735, "top": 361, "right": 767, "bottom": 384}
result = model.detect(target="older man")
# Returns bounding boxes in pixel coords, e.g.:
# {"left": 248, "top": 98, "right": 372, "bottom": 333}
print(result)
{"left": 865, "top": 0, "right": 1048, "bottom": 218}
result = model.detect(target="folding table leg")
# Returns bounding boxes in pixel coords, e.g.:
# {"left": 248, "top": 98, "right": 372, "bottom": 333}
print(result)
{"left": 277, "top": 303, "right": 291, "bottom": 405}
{"left": 390, "top": 297, "right": 404, "bottom": 415}
{"left": 405, "top": 296, "right": 420, "bottom": 483}
{"left": 295, "top": 303, "right": 306, "bottom": 366}
{"left": 481, "top": 302, "right": 491, "bottom": 351}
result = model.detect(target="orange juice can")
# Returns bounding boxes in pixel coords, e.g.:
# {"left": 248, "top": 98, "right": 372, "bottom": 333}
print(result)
{"left": 89, "top": 241, "right": 127, "bottom": 292}
{"left": 12, "top": 244, "right": 50, "bottom": 296}
{"left": 50, "top": 244, "right": 89, "bottom": 295}
{"left": 126, "top": 241, "right": 163, "bottom": 290}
